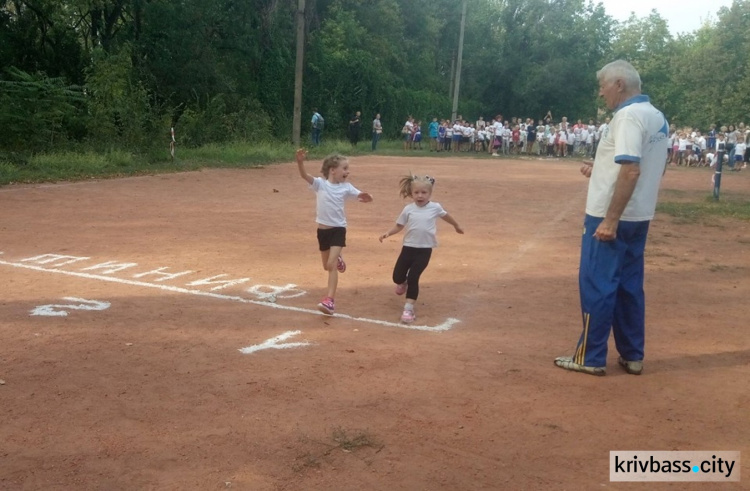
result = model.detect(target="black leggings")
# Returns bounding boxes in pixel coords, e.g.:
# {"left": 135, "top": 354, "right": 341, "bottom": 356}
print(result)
{"left": 392, "top": 246, "right": 432, "bottom": 300}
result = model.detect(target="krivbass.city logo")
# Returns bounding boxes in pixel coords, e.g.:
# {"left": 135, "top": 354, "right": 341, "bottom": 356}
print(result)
{"left": 610, "top": 451, "right": 740, "bottom": 482}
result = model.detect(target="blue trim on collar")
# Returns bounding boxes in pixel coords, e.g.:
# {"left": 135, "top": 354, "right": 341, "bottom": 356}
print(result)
{"left": 615, "top": 94, "right": 650, "bottom": 112}
{"left": 615, "top": 154, "right": 641, "bottom": 164}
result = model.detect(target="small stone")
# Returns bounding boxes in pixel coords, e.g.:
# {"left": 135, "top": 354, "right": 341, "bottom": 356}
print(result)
{"left": 0, "top": 379, "right": 5, "bottom": 385}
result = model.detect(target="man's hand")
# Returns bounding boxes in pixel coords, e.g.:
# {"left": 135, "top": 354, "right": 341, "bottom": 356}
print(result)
{"left": 580, "top": 160, "right": 593, "bottom": 178}
{"left": 593, "top": 218, "right": 617, "bottom": 241}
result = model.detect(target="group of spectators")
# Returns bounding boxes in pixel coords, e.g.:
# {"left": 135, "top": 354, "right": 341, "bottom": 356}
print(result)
{"left": 312, "top": 108, "right": 746, "bottom": 174}
{"left": 399, "top": 114, "right": 608, "bottom": 159}
{"left": 668, "top": 124, "right": 747, "bottom": 170}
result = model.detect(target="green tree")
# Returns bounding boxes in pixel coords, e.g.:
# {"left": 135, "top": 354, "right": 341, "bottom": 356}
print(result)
{"left": 0, "top": 67, "right": 84, "bottom": 151}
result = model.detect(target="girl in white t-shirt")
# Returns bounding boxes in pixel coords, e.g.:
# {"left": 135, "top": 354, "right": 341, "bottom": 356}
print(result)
{"left": 296, "top": 148, "right": 373, "bottom": 315}
{"left": 379, "top": 175, "right": 463, "bottom": 324}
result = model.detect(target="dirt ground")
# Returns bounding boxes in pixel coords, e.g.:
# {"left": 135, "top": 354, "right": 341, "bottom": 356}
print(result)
{"left": 1, "top": 155, "right": 748, "bottom": 490}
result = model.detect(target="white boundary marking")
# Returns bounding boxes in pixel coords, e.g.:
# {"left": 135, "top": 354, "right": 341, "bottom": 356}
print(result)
{"left": 238, "top": 330, "right": 311, "bottom": 354}
{"left": 0, "top": 258, "right": 460, "bottom": 332}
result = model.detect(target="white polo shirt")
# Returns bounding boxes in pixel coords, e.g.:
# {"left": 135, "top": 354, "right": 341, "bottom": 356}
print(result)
{"left": 586, "top": 95, "right": 669, "bottom": 222}
{"left": 310, "top": 177, "right": 361, "bottom": 227}
{"left": 397, "top": 201, "right": 448, "bottom": 248}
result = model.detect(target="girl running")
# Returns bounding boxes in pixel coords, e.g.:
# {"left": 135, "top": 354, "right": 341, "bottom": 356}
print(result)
{"left": 296, "top": 148, "right": 373, "bottom": 315}
{"left": 379, "top": 174, "right": 463, "bottom": 324}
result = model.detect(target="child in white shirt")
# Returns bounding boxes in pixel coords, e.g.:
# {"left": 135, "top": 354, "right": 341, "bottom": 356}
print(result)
{"left": 296, "top": 148, "right": 373, "bottom": 315}
{"left": 379, "top": 175, "right": 463, "bottom": 324}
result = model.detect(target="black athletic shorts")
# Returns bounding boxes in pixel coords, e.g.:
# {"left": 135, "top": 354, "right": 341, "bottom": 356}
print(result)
{"left": 317, "top": 227, "right": 346, "bottom": 251}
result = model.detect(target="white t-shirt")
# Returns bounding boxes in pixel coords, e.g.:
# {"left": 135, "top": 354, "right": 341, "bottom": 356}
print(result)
{"left": 694, "top": 136, "right": 706, "bottom": 151}
{"left": 586, "top": 95, "right": 669, "bottom": 221}
{"left": 397, "top": 201, "right": 448, "bottom": 248}
{"left": 493, "top": 121, "right": 503, "bottom": 138}
{"left": 310, "top": 177, "right": 361, "bottom": 227}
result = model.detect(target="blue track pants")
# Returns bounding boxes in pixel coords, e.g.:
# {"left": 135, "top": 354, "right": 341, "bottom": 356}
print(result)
{"left": 574, "top": 214, "right": 650, "bottom": 367}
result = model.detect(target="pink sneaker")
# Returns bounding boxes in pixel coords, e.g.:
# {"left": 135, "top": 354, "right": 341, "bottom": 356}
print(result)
{"left": 400, "top": 309, "right": 415, "bottom": 324}
{"left": 395, "top": 282, "right": 407, "bottom": 295}
{"left": 337, "top": 256, "right": 346, "bottom": 273}
{"left": 317, "top": 297, "right": 335, "bottom": 315}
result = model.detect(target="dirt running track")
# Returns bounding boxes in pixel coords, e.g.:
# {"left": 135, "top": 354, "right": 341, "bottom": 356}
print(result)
{"left": 1, "top": 156, "right": 748, "bottom": 490}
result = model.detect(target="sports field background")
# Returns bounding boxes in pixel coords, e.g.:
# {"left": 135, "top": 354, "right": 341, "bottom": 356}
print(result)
{"left": 1, "top": 156, "right": 748, "bottom": 489}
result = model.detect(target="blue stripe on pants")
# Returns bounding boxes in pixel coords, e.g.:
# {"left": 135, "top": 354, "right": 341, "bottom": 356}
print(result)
{"left": 574, "top": 214, "right": 650, "bottom": 367}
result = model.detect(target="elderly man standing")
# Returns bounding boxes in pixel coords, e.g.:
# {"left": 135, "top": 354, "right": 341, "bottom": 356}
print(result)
{"left": 555, "top": 60, "right": 669, "bottom": 376}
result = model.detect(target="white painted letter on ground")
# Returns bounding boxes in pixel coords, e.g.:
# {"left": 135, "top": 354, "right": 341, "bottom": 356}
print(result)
{"left": 239, "top": 330, "right": 311, "bottom": 354}
{"left": 30, "top": 297, "right": 111, "bottom": 317}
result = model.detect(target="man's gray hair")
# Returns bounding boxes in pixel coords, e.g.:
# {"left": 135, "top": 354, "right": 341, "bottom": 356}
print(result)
{"left": 597, "top": 60, "right": 641, "bottom": 91}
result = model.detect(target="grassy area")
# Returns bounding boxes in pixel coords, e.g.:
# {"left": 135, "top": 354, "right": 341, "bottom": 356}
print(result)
{"left": 0, "top": 149, "right": 192, "bottom": 185}
{"left": 657, "top": 194, "right": 750, "bottom": 222}
{"left": 0, "top": 138, "right": 508, "bottom": 185}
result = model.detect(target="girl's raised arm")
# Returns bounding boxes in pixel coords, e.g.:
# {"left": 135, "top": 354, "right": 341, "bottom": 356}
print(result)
{"left": 296, "top": 148, "right": 314, "bottom": 184}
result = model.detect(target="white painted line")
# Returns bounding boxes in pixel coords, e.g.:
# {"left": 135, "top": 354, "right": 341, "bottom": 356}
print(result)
{"left": 30, "top": 297, "right": 111, "bottom": 317}
{"left": 0, "top": 258, "right": 459, "bottom": 332}
{"left": 239, "top": 330, "right": 311, "bottom": 354}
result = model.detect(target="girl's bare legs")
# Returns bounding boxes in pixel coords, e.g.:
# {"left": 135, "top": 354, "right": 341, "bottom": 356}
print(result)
{"left": 320, "top": 246, "right": 343, "bottom": 299}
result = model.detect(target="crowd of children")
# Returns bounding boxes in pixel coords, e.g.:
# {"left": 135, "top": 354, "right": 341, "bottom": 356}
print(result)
{"left": 668, "top": 123, "right": 747, "bottom": 171}
{"left": 398, "top": 114, "right": 747, "bottom": 172}
{"left": 402, "top": 115, "right": 608, "bottom": 159}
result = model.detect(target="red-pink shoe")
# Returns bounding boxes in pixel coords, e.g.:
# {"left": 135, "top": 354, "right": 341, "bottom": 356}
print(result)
{"left": 400, "top": 309, "right": 415, "bottom": 324}
{"left": 395, "top": 282, "right": 407, "bottom": 295}
{"left": 337, "top": 256, "right": 346, "bottom": 273}
{"left": 317, "top": 297, "right": 335, "bottom": 315}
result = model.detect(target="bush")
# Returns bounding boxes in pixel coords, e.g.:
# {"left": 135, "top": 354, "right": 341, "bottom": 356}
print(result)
{"left": 177, "top": 94, "right": 273, "bottom": 147}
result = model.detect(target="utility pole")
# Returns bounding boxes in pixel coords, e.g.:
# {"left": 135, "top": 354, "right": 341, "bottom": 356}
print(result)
{"left": 449, "top": 50, "right": 455, "bottom": 102}
{"left": 451, "top": 0, "right": 467, "bottom": 122}
{"left": 292, "top": 0, "right": 306, "bottom": 147}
